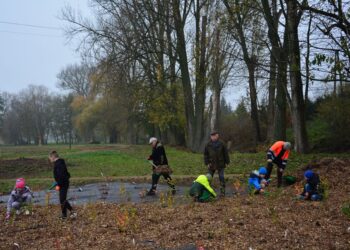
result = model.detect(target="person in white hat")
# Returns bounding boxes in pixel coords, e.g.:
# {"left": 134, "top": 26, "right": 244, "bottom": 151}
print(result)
{"left": 147, "top": 137, "right": 175, "bottom": 195}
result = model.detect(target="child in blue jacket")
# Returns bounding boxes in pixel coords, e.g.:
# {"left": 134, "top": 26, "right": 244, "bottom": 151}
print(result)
{"left": 298, "top": 170, "right": 323, "bottom": 201}
{"left": 248, "top": 167, "right": 268, "bottom": 194}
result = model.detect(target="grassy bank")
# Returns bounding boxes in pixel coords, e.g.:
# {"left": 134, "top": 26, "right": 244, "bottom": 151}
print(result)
{"left": 1, "top": 144, "right": 349, "bottom": 193}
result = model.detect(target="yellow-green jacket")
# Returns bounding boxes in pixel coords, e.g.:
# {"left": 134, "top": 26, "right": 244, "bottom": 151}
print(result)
{"left": 189, "top": 175, "right": 217, "bottom": 201}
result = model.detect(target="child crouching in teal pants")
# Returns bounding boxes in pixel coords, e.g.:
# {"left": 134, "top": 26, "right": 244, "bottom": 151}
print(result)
{"left": 189, "top": 174, "right": 217, "bottom": 202}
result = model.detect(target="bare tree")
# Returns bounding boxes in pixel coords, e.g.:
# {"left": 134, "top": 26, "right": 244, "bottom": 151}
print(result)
{"left": 2, "top": 86, "right": 52, "bottom": 145}
{"left": 223, "top": 0, "right": 265, "bottom": 143}
{"left": 57, "top": 62, "right": 93, "bottom": 98}
{"left": 285, "top": 0, "right": 309, "bottom": 153}
{"left": 260, "top": 0, "right": 290, "bottom": 142}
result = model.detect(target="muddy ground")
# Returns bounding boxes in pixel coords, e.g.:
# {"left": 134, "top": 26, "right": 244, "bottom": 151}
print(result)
{"left": 0, "top": 158, "right": 51, "bottom": 178}
{"left": 1, "top": 158, "right": 350, "bottom": 250}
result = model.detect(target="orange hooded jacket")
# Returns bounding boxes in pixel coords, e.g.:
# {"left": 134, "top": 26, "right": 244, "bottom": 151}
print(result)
{"left": 269, "top": 141, "right": 290, "bottom": 160}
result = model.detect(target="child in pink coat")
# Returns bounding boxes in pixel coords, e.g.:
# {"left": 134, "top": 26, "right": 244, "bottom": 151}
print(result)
{"left": 5, "top": 178, "right": 33, "bottom": 220}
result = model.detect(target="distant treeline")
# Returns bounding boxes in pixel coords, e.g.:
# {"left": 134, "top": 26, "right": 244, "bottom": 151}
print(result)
{"left": 1, "top": 0, "right": 350, "bottom": 153}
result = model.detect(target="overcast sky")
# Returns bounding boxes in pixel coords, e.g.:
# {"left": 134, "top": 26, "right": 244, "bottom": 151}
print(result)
{"left": 0, "top": 1, "right": 243, "bottom": 107}
{"left": 0, "top": 1, "right": 333, "bottom": 110}
{"left": 0, "top": 0, "right": 92, "bottom": 94}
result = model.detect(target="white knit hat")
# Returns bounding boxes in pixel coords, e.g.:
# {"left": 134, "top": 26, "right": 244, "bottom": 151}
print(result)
{"left": 149, "top": 137, "right": 157, "bottom": 144}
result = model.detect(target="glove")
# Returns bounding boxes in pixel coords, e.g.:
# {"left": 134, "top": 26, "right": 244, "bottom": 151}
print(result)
{"left": 48, "top": 182, "right": 58, "bottom": 190}
{"left": 5, "top": 212, "right": 10, "bottom": 220}
{"left": 265, "top": 179, "right": 271, "bottom": 186}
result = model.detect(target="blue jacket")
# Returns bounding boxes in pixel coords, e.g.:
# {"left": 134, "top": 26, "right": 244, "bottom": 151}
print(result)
{"left": 248, "top": 171, "right": 263, "bottom": 190}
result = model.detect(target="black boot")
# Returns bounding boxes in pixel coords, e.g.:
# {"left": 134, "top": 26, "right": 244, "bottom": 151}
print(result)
{"left": 277, "top": 168, "right": 283, "bottom": 188}
{"left": 146, "top": 189, "right": 156, "bottom": 196}
{"left": 220, "top": 186, "right": 226, "bottom": 197}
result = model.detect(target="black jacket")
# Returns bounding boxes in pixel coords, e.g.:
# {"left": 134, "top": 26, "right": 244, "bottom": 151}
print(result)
{"left": 204, "top": 140, "right": 230, "bottom": 169}
{"left": 150, "top": 143, "right": 168, "bottom": 166}
{"left": 54, "top": 159, "right": 71, "bottom": 186}
{"left": 302, "top": 173, "right": 321, "bottom": 196}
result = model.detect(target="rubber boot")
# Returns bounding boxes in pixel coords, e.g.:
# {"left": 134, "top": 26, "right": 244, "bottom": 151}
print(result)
{"left": 147, "top": 173, "right": 160, "bottom": 195}
{"left": 277, "top": 169, "right": 283, "bottom": 188}
{"left": 265, "top": 162, "right": 273, "bottom": 180}
{"left": 166, "top": 178, "right": 176, "bottom": 195}
{"left": 220, "top": 185, "right": 226, "bottom": 197}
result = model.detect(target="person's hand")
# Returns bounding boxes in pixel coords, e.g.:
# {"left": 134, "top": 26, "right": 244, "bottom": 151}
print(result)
{"left": 147, "top": 155, "right": 152, "bottom": 161}
{"left": 279, "top": 168, "right": 284, "bottom": 172}
{"left": 261, "top": 183, "right": 266, "bottom": 188}
{"left": 260, "top": 189, "right": 265, "bottom": 193}
{"left": 5, "top": 212, "right": 10, "bottom": 220}
{"left": 267, "top": 159, "right": 273, "bottom": 163}
{"left": 207, "top": 164, "right": 211, "bottom": 170}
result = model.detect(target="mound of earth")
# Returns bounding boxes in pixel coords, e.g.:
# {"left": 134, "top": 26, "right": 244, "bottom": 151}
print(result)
{"left": 0, "top": 158, "right": 51, "bottom": 178}
{"left": 1, "top": 157, "right": 349, "bottom": 249}
{"left": 297, "top": 157, "right": 350, "bottom": 189}
{"left": 1, "top": 193, "right": 349, "bottom": 249}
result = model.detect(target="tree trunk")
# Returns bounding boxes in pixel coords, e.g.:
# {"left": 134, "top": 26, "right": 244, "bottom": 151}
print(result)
{"left": 274, "top": 57, "right": 287, "bottom": 141}
{"left": 286, "top": 0, "right": 309, "bottom": 153}
{"left": 173, "top": 0, "right": 195, "bottom": 150}
{"left": 194, "top": 12, "right": 208, "bottom": 151}
{"left": 304, "top": 11, "right": 312, "bottom": 104}
{"left": 247, "top": 63, "right": 262, "bottom": 143}
{"left": 165, "top": 4, "right": 186, "bottom": 147}
{"left": 210, "top": 17, "right": 223, "bottom": 135}
{"left": 261, "top": 0, "right": 287, "bottom": 141}
{"left": 267, "top": 50, "right": 276, "bottom": 141}
{"left": 109, "top": 128, "right": 117, "bottom": 143}
{"left": 210, "top": 89, "right": 220, "bottom": 132}
{"left": 223, "top": 0, "right": 262, "bottom": 144}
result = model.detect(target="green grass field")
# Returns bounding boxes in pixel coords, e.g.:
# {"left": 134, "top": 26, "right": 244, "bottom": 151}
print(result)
{"left": 1, "top": 144, "right": 349, "bottom": 193}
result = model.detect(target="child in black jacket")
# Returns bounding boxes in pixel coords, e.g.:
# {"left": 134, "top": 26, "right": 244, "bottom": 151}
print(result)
{"left": 298, "top": 170, "right": 323, "bottom": 201}
{"left": 49, "top": 151, "right": 76, "bottom": 219}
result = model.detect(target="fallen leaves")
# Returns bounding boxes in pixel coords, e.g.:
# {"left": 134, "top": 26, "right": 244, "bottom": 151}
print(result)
{"left": 1, "top": 158, "right": 350, "bottom": 249}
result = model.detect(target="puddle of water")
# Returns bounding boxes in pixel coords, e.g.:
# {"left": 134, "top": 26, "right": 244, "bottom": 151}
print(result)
{"left": 0, "top": 182, "right": 192, "bottom": 206}
{"left": 0, "top": 181, "right": 247, "bottom": 206}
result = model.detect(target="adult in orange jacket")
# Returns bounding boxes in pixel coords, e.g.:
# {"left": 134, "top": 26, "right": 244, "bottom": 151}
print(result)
{"left": 265, "top": 141, "right": 291, "bottom": 187}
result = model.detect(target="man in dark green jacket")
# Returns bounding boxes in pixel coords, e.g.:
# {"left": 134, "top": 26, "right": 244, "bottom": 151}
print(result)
{"left": 189, "top": 174, "right": 217, "bottom": 202}
{"left": 204, "top": 131, "right": 230, "bottom": 196}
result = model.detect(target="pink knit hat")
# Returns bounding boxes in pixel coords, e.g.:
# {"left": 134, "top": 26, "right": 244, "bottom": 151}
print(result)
{"left": 15, "top": 178, "right": 25, "bottom": 189}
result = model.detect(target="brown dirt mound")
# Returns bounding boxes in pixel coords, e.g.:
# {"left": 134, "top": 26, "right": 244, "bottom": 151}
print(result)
{"left": 299, "top": 157, "right": 350, "bottom": 187}
{"left": 0, "top": 158, "right": 51, "bottom": 178}
{"left": 1, "top": 157, "right": 350, "bottom": 249}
